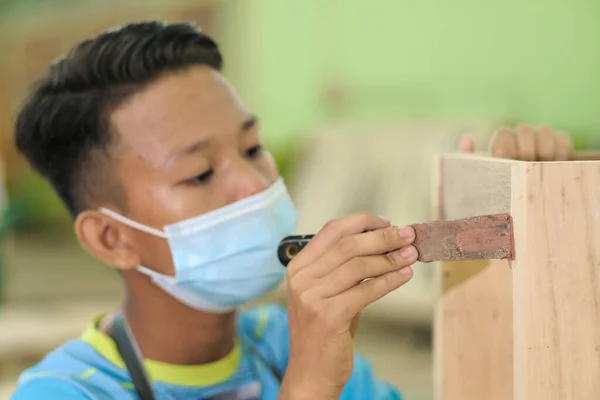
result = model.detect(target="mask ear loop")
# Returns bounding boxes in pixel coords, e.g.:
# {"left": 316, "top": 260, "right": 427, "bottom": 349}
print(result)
{"left": 98, "top": 208, "right": 168, "bottom": 239}
{"left": 136, "top": 265, "right": 177, "bottom": 284}
{"left": 98, "top": 208, "right": 177, "bottom": 284}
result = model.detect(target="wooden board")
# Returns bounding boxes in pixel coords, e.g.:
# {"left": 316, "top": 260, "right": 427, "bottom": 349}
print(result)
{"left": 511, "top": 161, "right": 600, "bottom": 400}
{"left": 434, "top": 259, "right": 513, "bottom": 400}
{"left": 436, "top": 153, "right": 600, "bottom": 400}
{"left": 438, "top": 154, "right": 513, "bottom": 220}
{"left": 434, "top": 154, "right": 514, "bottom": 400}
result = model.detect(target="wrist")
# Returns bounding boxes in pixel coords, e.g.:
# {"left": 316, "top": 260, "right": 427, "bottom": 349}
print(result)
{"left": 279, "top": 366, "right": 343, "bottom": 400}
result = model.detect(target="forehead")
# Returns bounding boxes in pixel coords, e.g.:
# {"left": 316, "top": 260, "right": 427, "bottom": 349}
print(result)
{"left": 110, "top": 66, "right": 248, "bottom": 165}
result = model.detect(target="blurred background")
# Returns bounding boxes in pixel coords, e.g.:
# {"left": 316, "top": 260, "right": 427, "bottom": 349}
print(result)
{"left": 1, "top": 0, "right": 599, "bottom": 398}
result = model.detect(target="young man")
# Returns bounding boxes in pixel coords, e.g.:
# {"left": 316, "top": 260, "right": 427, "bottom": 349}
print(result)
{"left": 11, "top": 21, "right": 572, "bottom": 399}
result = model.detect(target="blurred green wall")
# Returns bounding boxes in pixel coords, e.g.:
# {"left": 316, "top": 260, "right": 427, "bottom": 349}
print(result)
{"left": 6, "top": 0, "right": 600, "bottom": 225}
{"left": 224, "top": 0, "right": 600, "bottom": 152}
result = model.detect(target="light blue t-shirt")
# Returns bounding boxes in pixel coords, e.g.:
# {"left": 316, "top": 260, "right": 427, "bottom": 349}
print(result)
{"left": 11, "top": 304, "right": 402, "bottom": 399}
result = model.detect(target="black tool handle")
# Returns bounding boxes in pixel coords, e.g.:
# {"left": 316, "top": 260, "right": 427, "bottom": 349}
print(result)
{"left": 277, "top": 234, "right": 314, "bottom": 266}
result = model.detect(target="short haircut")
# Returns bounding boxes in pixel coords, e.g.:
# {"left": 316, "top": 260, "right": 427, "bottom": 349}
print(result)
{"left": 15, "top": 21, "right": 223, "bottom": 216}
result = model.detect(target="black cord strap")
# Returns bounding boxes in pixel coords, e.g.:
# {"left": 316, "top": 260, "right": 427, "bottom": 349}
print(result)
{"left": 110, "top": 312, "right": 157, "bottom": 400}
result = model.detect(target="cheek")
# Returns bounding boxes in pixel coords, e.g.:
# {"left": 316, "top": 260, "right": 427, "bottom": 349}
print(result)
{"left": 127, "top": 173, "right": 204, "bottom": 226}
{"left": 259, "top": 151, "right": 279, "bottom": 181}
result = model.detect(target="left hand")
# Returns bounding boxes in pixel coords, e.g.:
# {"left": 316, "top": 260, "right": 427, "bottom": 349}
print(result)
{"left": 459, "top": 125, "right": 573, "bottom": 161}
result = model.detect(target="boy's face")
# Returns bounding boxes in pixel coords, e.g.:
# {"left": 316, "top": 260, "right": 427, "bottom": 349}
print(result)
{"left": 82, "top": 66, "right": 278, "bottom": 275}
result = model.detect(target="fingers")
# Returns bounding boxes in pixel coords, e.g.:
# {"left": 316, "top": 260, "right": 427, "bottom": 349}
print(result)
{"left": 535, "top": 126, "right": 556, "bottom": 161}
{"left": 555, "top": 131, "right": 573, "bottom": 161}
{"left": 338, "top": 266, "right": 414, "bottom": 316}
{"left": 459, "top": 135, "right": 475, "bottom": 153}
{"left": 305, "top": 226, "right": 415, "bottom": 278}
{"left": 514, "top": 125, "right": 537, "bottom": 161}
{"left": 489, "top": 125, "right": 573, "bottom": 161}
{"left": 318, "top": 246, "right": 418, "bottom": 297}
{"left": 288, "top": 212, "right": 391, "bottom": 272}
{"left": 489, "top": 129, "right": 517, "bottom": 159}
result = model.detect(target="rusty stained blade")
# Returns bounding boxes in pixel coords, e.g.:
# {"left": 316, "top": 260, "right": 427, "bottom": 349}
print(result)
{"left": 412, "top": 213, "right": 514, "bottom": 263}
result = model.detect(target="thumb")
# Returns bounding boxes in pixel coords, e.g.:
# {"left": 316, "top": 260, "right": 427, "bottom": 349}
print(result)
{"left": 459, "top": 135, "right": 475, "bottom": 153}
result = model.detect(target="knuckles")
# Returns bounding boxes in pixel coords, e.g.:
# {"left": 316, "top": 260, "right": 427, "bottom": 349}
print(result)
{"left": 286, "top": 271, "right": 306, "bottom": 294}
{"left": 335, "top": 235, "right": 359, "bottom": 259}
{"left": 322, "top": 212, "right": 377, "bottom": 234}
{"left": 379, "top": 227, "right": 401, "bottom": 246}
{"left": 384, "top": 251, "right": 400, "bottom": 268}
{"left": 490, "top": 126, "right": 572, "bottom": 161}
{"left": 321, "top": 218, "right": 340, "bottom": 233}
{"left": 349, "top": 256, "right": 369, "bottom": 278}
{"left": 296, "top": 290, "right": 319, "bottom": 313}
{"left": 353, "top": 211, "right": 376, "bottom": 225}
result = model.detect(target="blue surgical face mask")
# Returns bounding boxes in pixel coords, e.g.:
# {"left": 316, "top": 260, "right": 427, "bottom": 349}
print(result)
{"left": 99, "top": 178, "right": 298, "bottom": 313}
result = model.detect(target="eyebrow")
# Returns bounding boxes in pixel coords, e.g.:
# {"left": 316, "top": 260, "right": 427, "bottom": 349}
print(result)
{"left": 166, "top": 115, "right": 259, "bottom": 164}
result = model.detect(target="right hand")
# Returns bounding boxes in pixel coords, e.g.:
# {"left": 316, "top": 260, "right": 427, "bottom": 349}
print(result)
{"left": 279, "top": 213, "right": 417, "bottom": 399}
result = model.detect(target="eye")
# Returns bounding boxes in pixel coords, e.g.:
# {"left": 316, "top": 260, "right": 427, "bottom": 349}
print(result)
{"left": 245, "top": 145, "right": 264, "bottom": 158}
{"left": 188, "top": 169, "right": 214, "bottom": 185}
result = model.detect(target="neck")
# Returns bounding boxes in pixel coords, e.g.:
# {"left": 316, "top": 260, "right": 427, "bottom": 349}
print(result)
{"left": 106, "top": 273, "right": 237, "bottom": 366}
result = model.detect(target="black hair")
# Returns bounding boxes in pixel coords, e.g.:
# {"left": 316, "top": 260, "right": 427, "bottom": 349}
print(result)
{"left": 14, "top": 21, "right": 223, "bottom": 216}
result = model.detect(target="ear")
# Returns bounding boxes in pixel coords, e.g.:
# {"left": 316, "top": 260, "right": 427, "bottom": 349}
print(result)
{"left": 75, "top": 209, "right": 141, "bottom": 270}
